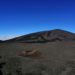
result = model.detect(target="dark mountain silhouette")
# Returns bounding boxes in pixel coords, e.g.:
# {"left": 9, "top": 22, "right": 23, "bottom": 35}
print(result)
{"left": 4, "top": 29, "right": 75, "bottom": 43}
{"left": 0, "top": 40, "right": 3, "bottom": 43}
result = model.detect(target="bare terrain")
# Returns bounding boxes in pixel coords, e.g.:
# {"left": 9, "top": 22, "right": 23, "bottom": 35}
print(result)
{"left": 0, "top": 29, "right": 75, "bottom": 75}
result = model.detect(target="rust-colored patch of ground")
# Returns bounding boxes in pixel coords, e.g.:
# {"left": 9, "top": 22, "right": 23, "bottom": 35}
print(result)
{"left": 17, "top": 50, "right": 42, "bottom": 59}
{"left": 63, "top": 42, "right": 75, "bottom": 46}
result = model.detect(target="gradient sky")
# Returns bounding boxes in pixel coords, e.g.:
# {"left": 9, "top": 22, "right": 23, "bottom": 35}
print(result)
{"left": 0, "top": 0, "right": 75, "bottom": 40}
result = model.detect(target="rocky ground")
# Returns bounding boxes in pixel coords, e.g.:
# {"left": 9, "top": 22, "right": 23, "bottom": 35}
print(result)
{"left": 0, "top": 41, "right": 75, "bottom": 75}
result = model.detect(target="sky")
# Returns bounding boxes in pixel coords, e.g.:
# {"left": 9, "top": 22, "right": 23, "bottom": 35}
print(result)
{"left": 0, "top": 0, "right": 75, "bottom": 40}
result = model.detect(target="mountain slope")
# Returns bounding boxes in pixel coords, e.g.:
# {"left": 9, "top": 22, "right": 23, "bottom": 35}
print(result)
{"left": 0, "top": 40, "right": 3, "bottom": 43}
{"left": 0, "top": 29, "right": 75, "bottom": 75}
{"left": 5, "top": 29, "right": 75, "bottom": 43}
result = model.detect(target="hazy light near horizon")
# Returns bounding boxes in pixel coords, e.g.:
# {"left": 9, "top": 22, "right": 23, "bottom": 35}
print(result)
{"left": 0, "top": 35, "right": 20, "bottom": 40}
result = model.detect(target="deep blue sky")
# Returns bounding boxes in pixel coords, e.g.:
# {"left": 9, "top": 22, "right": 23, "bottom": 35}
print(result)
{"left": 0, "top": 0, "right": 75, "bottom": 40}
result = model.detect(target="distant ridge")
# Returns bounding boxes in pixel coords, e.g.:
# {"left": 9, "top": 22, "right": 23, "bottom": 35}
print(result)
{"left": 4, "top": 29, "right": 75, "bottom": 43}
{"left": 0, "top": 40, "right": 3, "bottom": 43}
